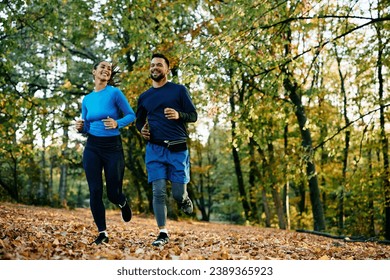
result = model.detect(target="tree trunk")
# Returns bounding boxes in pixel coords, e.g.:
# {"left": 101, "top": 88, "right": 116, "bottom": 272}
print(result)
{"left": 58, "top": 164, "right": 68, "bottom": 206}
{"left": 249, "top": 138, "right": 260, "bottom": 222}
{"left": 9, "top": 129, "right": 19, "bottom": 201}
{"left": 261, "top": 187, "right": 271, "bottom": 227}
{"left": 38, "top": 138, "right": 47, "bottom": 205}
{"left": 283, "top": 124, "right": 291, "bottom": 230}
{"left": 229, "top": 94, "right": 250, "bottom": 221}
{"left": 368, "top": 144, "right": 376, "bottom": 236}
{"left": 281, "top": 8, "right": 325, "bottom": 231}
{"left": 268, "top": 141, "right": 286, "bottom": 229}
{"left": 231, "top": 141, "right": 250, "bottom": 220}
{"left": 194, "top": 142, "right": 209, "bottom": 221}
{"left": 334, "top": 44, "right": 350, "bottom": 234}
{"left": 284, "top": 77, "right": 326, "bottom": 231}
{"left": 375, "top": 14, "right": 390, "bottom": 240}
{"left": 49, "top": 156, "right": 54, "bottom": 206}
{"left": 254, "top": 141, "right": 272, "bottom": 227}
{"left": 59, "top": 124, "right": 69, "bottom": 207}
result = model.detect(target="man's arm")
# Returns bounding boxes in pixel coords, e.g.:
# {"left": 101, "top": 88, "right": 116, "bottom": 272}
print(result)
{"left": 135, "top": 104, "right": 147, "bottom": 132}
{"left": 178, "top": 111, "right": 197, "bottom": 123}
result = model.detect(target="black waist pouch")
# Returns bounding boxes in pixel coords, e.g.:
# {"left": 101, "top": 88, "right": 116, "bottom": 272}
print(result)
{"left": 164, "top": 139, "right": 188, "bottom": 152}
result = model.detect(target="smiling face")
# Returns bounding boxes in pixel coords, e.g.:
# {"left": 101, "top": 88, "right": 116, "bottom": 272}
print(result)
{"left": 93, "top": 61, "right": 112, "bottom": 82}
{"left": 150, "top": 57, "right": 169, "bottom": 82}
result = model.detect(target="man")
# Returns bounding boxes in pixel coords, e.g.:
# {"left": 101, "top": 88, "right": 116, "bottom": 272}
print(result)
{"left": 136, "top": 53, "right": 197, "bottom": 246}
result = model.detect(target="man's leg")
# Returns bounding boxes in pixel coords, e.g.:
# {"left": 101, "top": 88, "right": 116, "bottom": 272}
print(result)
{"left": 152, "top": 178, "right": 167, "bottom": 228}
{"left": 172, "top": 182, "right": 193, "bottom": 215}
{"left": 151, "top": 179, "right": 170, "bottom": 246}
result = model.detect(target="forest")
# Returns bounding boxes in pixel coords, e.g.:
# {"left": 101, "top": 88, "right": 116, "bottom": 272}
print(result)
{"left": 1, "top": 0, "right": 389, "bottom": 241}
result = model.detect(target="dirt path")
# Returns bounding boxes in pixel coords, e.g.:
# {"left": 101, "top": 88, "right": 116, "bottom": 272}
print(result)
{"left": 0, "top": 203, "right": 389, "bottom": 260}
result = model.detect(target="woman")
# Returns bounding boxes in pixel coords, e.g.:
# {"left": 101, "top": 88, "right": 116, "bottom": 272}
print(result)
{"left": 76, "top": 61, "right": 135, "bottom": 245}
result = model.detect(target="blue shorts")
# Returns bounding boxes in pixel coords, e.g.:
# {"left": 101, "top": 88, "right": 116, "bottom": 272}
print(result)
{"left": 145, "top": 143, "right": 190, "bottom": 184}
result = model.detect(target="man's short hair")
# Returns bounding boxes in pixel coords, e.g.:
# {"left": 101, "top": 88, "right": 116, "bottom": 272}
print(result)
{"left": 152, "top": 53, "right": 170, "bottom": 68}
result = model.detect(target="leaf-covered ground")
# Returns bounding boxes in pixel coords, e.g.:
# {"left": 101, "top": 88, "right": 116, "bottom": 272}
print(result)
{"left": 0, "top": 202, "right": 389, "bottom": 260}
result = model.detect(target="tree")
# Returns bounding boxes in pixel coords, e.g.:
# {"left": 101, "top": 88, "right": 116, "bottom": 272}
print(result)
{"left": 372, "top": 0, "right": 390, "bottom": 240}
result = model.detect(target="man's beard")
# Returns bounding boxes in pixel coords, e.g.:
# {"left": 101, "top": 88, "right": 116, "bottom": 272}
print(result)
{"left": 150, "top": 72, "right": 165, "bottom": 82}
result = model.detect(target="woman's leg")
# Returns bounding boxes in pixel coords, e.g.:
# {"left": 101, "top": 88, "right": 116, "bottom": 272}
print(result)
{"left": 83, "top": 147, "right": 106, "bottom": 232}
{"left": 104, "top": 149, "right": 126, "bottom": 205}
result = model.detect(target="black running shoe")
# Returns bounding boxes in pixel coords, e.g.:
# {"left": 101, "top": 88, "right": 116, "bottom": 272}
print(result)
{"left": 179, "top": 197, "right": 193, "bottom": 215}
{"left": 119, "top": 200, "right": 132, "bottom": 222}
{"left": 152, "top": 232, "right": 169, "bottom": 247}
{"left": 91, "top": 232, "right": 109, "bottom": 245}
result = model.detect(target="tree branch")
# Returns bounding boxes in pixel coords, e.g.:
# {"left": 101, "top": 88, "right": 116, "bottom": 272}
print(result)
{"left": 313, "top": 103, "right": 390, "bottom": 151}
{"left": 254, "top": 15, "right": 390, "bottom": 78}
{"left": 259, "top": 15, "right": 390, "bottom": 30}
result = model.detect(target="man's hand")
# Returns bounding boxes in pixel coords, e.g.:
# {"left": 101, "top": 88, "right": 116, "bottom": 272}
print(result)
{"left": 164, "top": 108, "right": 179, "bottom": 120}
{"left": 141, "top": 122, "right": 150, "bottom": 140}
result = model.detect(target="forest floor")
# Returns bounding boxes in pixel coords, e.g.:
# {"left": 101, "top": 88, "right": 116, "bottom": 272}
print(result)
{"left": 0, "top": 202, "right": 389, "bottom": 260}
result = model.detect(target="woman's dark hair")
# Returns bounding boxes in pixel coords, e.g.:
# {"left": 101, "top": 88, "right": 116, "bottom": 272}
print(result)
{"left": 93, "top": 61, "right": 121, "bottom": 86}
{"left": 152, "top": 53, "right": 170, "bottom": 68}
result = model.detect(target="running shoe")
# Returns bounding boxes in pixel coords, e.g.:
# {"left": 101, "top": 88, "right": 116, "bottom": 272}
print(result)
{"left": 91, "top": 232, "right": 109, "bottom": 245}
{"left": 119, "top": 200, "right": 132, "bottom": 222}
{"left": 179, "top": 197, "right": 193, "bottom": 215}
{"left": 152, "top": 232, "right": 169, "bottom": 247}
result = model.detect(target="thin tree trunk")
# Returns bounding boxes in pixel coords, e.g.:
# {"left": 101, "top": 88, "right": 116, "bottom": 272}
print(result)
{"left": 375, "top": 12, "right": 390, "bottom": 240}
{"left": 249, "top": 138, "right": 259, "bottom": 222}
{"left": 59, "top": 124, "right": 69, "bottom": 207}
{"left": 262, "top": 187, "right": 271, "bottom": 227}
{"left": 284, "top": 78, "right": 326, "bottom": 231}
{"left": 334, "top": 44, "right": 350, "bottom": 234}
{"left": 268, "top": 141, "right": 286, "bottom": 229}
{"left": 254, "top": 141, "right": 272, "bottom": 227}
{"left": 229, "top": 94, "right": 250, "bottom": 220}
{"left": 38, "top": 138, "right": 46, "bottom": 204}
{"left": 283, "top": 124, "right": 291, "bottom": 230}
{"left": 11, "top": 128, "right": 19, "bottom": 201}
{"left": 282, "top": 17, "right": 325, "bottom": 231}
{"left": 194, "top": 141, "right": 208, "bottom": 221}
{"left": 58, "top": 164, "right": 68, "bottom": 206}
{"left": 368, "top": 142, "right": 376, "bottom": 236}
{"left": 49, "top": 156, "right": 54, "bottom": 206}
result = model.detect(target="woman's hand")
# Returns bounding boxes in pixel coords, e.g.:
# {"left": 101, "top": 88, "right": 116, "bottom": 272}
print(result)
{"left": 102, "top": 116, "right": 118, "bottom": 129}
{"left": 75, "top": 119, "right": 84, "bottom": 132}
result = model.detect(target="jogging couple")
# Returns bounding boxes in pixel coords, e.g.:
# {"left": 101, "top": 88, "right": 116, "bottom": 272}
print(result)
{"left": 75, "top": 53, "right": 197, "bottom": 246}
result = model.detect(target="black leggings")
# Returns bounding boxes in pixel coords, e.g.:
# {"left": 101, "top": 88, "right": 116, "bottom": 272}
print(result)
{"left": 83, "top": 135, "right": 126, "bottom": 232}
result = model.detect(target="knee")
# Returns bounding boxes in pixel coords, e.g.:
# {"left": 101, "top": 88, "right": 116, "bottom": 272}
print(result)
{"left": 171, "top": 182, "right": 186, "bottom": 202}
{"left": 89, "top": 187, "right": 102, "bottom": 200}
{"left": 106, "top": 193, "right": 117, "bottom": 204}
{"left": 153, "top": 179, "right": 166, "bottom": 201}
{"left": 172, "top": 191, "right": 185, "bottom": 202}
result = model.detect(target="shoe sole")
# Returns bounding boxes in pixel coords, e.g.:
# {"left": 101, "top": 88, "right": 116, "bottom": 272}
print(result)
{"left": 152, "top": 239, "right": 169, "bottom": 247}
{"left": 90, "top": 237, "right": 109, "bottom": 245}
